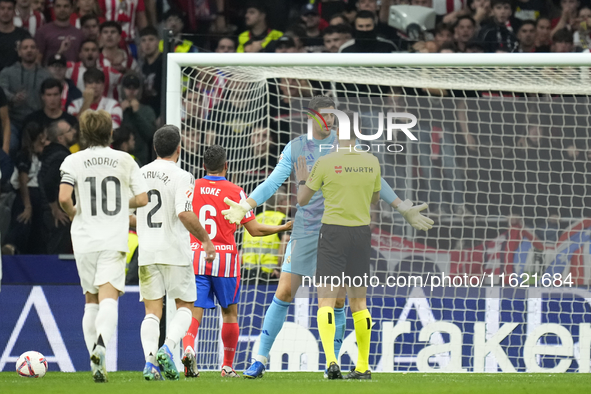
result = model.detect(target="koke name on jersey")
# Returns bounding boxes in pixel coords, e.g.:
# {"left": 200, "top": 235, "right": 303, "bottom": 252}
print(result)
{"left": 200, "top": 187, "right": 221, "bottom": 196}
{"left": 143, "top": 170, "right": 171, "bottom": 186}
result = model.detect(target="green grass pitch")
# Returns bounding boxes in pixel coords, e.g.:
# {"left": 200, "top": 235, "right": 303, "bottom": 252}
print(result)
{"left": 2, "top": 372, "right": 591, "bottom": 394}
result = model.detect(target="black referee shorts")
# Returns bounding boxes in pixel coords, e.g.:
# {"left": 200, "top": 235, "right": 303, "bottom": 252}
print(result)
{"left": 316, "top": 224, "right": 372, "bottom": 287}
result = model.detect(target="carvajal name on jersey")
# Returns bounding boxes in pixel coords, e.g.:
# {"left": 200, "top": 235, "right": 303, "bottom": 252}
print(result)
{"left": 200, "top": 187, "right": 221, "bottom": 196}
{"left": 84, "top": 157, "right": 119, "bottom": 168}
{"left": 143, "top": 171, "right": 171, "bottom": 186}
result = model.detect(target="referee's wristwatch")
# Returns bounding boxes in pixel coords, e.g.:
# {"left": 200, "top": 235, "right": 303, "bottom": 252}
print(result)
{"left": 298, "top": 180, "right": 306, "bottom": 186}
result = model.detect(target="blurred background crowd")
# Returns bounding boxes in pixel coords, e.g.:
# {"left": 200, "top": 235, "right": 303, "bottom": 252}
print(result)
{"left": 0, "top": 0, "right": 589, "bottom": 279}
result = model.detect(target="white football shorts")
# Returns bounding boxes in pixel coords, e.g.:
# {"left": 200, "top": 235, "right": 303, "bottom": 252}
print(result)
{"left": 139, "top": 264, "right": 197, "bottom": 303}
{"left": 75, "top": 251, "right": 127, "bottom": 295}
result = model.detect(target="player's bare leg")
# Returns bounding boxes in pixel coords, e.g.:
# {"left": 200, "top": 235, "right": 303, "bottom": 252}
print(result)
{"left": 182, "top": 307, "right": 204, "bottom": 378}
{"left": 220, "top": 304, "right": 240, "bottom": 377}
{"left": 141, "top": 298, "right": 165, "bottom": 380}
{"left": 90, "top": 282, "right": 120, "bottom": 383}
{"left": 150, "top": 298, "right": 193, "bottom": 381}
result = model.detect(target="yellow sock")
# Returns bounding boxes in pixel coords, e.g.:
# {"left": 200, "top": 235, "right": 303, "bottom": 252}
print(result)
{"left": 317, "top": 306, "right": 337, "bottom": 367}
{"left": 353, "top": 309, "right": 372, "bottom": 372}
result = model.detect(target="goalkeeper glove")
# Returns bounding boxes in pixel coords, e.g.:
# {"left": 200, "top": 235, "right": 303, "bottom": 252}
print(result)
{"left": 222, "top": 197, "right": 252, "bottom": 224}
{"left": 396, "top": 199, "right": 434, "bottom": 231}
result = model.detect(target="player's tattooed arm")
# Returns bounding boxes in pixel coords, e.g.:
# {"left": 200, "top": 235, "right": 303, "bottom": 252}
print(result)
{"left": 243, "top": 219, "right": 293, "bottom": 237}
{"left": 58, "top": 183, "right": 76, "bottom": 221}
{"left": 129, "top": 192, "right": 149, "bottom": 208}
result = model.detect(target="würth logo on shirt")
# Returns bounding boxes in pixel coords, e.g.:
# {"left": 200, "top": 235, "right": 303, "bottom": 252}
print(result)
{"left": 334, "top": 166, "right": 342, "bottom": 174}
{"left": 344, "top": 167, "right": 374, "bottom": 173}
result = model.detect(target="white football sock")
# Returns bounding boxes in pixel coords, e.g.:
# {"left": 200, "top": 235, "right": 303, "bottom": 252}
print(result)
{"left": 82, "top": 303, "right": 99, "bottom": 356}
{"left": 141, "top": 314, "right": 160, "bottom": 364}
{"left": 95, "top": 298, "right": 118, "bottom": 348}
{"left": 164, "top": 307, "right": 192, "bottom": 349}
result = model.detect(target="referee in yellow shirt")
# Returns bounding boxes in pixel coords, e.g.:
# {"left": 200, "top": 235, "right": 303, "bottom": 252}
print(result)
{"left": 296, "top": 110, "right": 380, "bottom": 380}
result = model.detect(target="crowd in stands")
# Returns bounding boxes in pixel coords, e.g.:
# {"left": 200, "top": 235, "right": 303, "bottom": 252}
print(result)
{"left": 0, "top": 0, "right": 589, "bottom": 262}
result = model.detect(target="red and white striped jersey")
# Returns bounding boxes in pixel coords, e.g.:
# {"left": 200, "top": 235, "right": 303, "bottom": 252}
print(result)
{"left": 191, "top": 175, "right": 255, "bottom": 277}
{"left": 14, "top": 9, "right": 45, "bottom": 36}
{"left": 433, "top": 0, "right": 464, "bottom": 15}
{"left": 66, "top": 61, "right": 122, "bottom": 100}
{"left": 98, "top": 0, "right": 145, "bottom": 42}
{"left": 98, "top": 51, "right": 139, "bottom": 73}
{"left": 68, "top": 97, "right": 122, "bottom": 128}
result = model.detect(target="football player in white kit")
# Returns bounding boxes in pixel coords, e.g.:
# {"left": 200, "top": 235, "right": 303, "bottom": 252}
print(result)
{"left": 58, "top": 110, "right": 149, "bottom": 383}
{"left": 135, "top": 125, "right": 216, "bottom": 381}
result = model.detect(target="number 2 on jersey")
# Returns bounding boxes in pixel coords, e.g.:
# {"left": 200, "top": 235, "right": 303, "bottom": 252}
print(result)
{"left": 199, "top": 205, "right": 217, "bottom": 239}
{"left": 146, "top": 190, "right": 162, "bottom": 228}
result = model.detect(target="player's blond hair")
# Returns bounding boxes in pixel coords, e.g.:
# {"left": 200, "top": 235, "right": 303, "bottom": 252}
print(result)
{"left": 79, "top": 110, "right": 112, "bottom": 147}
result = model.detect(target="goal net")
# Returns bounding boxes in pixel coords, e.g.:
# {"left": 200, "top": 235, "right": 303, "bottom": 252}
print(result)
{"left": 170, "top": 53, "right": 591, "bottom": 373}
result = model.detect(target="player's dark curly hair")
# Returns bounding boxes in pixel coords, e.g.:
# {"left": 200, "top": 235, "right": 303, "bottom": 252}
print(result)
{"left": 204, "top": 145, "right": 227, "bottom": 173}
{"left": 153, "top": 125, "right": 181, "bottom": 158}
{"left": 307, "top": 96, "right": 335, "bottom": 111}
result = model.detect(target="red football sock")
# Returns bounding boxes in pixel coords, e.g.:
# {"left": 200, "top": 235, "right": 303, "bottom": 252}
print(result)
{"left": 183, "top": 318, "right": 199, "bottom": 352}
{"left": 221, "top": 323, "right": 239, "bottom": 368}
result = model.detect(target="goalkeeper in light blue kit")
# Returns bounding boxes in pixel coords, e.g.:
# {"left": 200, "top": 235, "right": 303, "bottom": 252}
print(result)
{"left": 222, "top": 96, "right": 434, "bottom": 378}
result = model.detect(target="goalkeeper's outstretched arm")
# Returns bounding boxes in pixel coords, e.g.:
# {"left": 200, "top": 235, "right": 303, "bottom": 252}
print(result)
{"left": 222, "top": 143, "right": 293, "bottom": 224}
{"left": 378, "top": 178, "right": 434, "bottom": 231}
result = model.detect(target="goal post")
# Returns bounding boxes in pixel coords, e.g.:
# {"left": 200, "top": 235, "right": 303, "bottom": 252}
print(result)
{"left": 167, "top": 53, "right": 591, "bottom": 373}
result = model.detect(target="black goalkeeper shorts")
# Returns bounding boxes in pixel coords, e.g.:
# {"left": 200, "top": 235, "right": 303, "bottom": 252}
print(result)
{"left": 315, "top": 224, "right": 371, "bottom": 286}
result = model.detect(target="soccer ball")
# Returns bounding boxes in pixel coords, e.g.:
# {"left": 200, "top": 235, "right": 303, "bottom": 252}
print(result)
{"left": 16, "top": 351, "right": 48, "bottom": 378}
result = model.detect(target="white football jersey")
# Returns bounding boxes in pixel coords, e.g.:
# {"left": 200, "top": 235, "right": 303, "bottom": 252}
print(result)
{"left": 60, "top": 146, "right": 147, "bottom": 254}
{"left": 136, "top": 159, "right": 194, "bottom": 267}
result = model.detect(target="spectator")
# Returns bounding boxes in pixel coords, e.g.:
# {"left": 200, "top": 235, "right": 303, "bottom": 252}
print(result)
{"left": 534, "top": 16, "right": 551, "bottom": 51}
{"left": 35, "top": 0, "right": 84, "bottom": 64}
{"left": 245, "top": 125, "right": 278, "bottom": 185}
{"left": 0, "top": 37, "right": 51, "bottom": 153}
{"left": 31, "top": 0, "right": 41, "bottom": 12}
{"left": 139, "top": 26, "right": 161, "bottom": 117}
{"left": 0, "top": 88, "right": 9, "bottom": 154}
{"left": 0, "top": 0, "right": 31, "bottom": 72}
{"left": 38, "top": 119, "right": 74, "bottom": 253}
{"left": 68, "top": 67, "right": 122, "bottom": 128}
{"left": 514, "top": 0, "right": 545, "bottom": 21}
{"left": 517, "top": 20, "right": 537, "bottom": 52}
{"left": 454, "top": 15, "right": 476, "bottom": 51}
{"left": 99, "top": 21, "right": 139, "bottom": 73}
{"left": 439, "top": 41, "right": 457, "bottom": 52}
{"left": 119, "top": 72, "right": 155, "bottom": 166}
{"left": 14, "top": 0, "right": 45, "bottom": 36}
{"left": 274, "top": 35, "right": 297, "bottom": 53}
{"left": 358, "top": 0, "right": 406, "bottom": 48}
{"left": 340, "top": 10, "right": 398, "bottom": 52}
{"left": 551, "top": 28, "right": 574, "bottom": 52}
{"left": 433, "top": 23, "right": 453, "bottom": 49}
{"left": 551, "top": 0, "right": 579, "bottom": 38}
{"left": 477, "top": 0, "right": 518, "bottom": 52}
{"left": 98, "top": 0, "right": 147, "bottom": 47}
{"left": 111, "top": 125, "right": 135, "bottom": 155}
{"left": 4, "top": 122, "right": 46, "bottom": 253}
{"left": 79, "top": 13, "right": 99, "bottom": 40}
{"left": 328, "top": 13, "right": 348, "bottom": 26}
{"left": 322, "top": 23, "right": 353, "bottom": 53}
{"left": 299, "top": 3, "right": 325, "bottom": 52}
{"left": 282, "top": 24, "right": 306, "bottom": 52}
{"left": 46, "top": 54, "right": 81, "bottom": 110}
{"left": 241, "top": 184, "right": 290, "bottom": 283}
{"left": 159, "top": 9, "right": 197, "bottom": 53}
{"left": 215, "top": 36, "right": 236, "bottom": 53}
{"left": 466, "top": 0, "right": 492, "bottom": 25}
{"left": 22, "top": 78, "right": 78, "bottom": 130}
{"left": 573, "top": 6, "right": 591, "bottom": 50}
{"left": 67, "top": 39, "right": 122, "bottom": 100}
{"left": 69, "top": 0, "right": 103, "bottom": 28}
{"left": 237, "top": 2, "right": 282, "bottom": 53}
